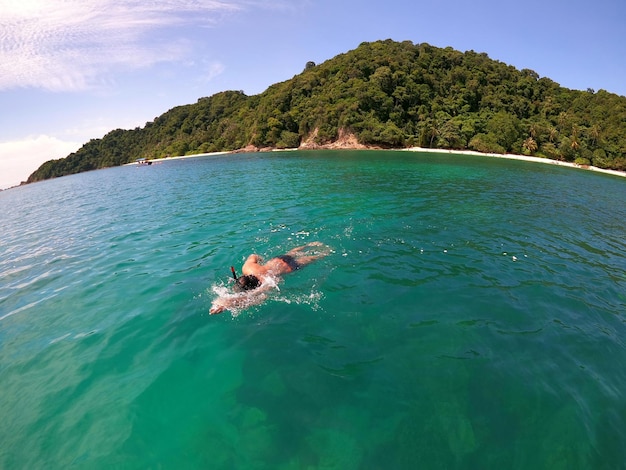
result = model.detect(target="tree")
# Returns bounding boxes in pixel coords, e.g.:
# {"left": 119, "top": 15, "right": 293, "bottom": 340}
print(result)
{"left": 469, "top": 133, "right": 505, "bottom": 154}
{"left": 277, "top": 131, "right": 300, "bottom": 149}
{"left": 588, "top": 124, "right": 600, "bottom": 146}
{"left": 548, "top": 127, "right": 558, "bottom": 142}
{"left": 522, "top": 137, "right": 538, "bottom": 154}
{"left": 439, "top": 120, "right": 464, "bottom": 149}
{"left": 429, "top": 119, "right": 440, "bottom": 148}
{"left": 487, "top": 111, "right": 520, "bottom": 152}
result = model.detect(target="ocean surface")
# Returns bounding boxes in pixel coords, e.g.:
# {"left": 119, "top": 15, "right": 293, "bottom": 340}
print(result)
{"left": 1, "top": 150, "right": 626, "bottom": 469}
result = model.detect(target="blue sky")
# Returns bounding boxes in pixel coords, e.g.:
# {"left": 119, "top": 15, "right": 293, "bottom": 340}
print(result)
{"left": 1, "top": 0, "right": 625, "bottom": 189}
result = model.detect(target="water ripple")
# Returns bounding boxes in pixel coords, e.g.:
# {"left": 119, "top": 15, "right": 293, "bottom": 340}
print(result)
{"left": 2, "top": 151, "right": 626, "bottom": 467}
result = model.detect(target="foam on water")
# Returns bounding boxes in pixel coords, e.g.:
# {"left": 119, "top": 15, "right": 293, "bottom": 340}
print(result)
{"left": 210, "top": 282, "right": 267, "bottom": 317}
{"left": 209, "top": 269, "right": 329, "bottom": 317}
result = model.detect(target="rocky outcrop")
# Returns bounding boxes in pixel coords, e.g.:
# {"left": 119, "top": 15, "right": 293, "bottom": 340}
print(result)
{"left": 299, "top": 128, "right": 372, "bottom": 150}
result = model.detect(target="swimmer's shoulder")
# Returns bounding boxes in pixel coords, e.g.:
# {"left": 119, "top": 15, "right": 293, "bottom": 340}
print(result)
{"left": 245, "top": 254, "right": 261, "bottom": 263}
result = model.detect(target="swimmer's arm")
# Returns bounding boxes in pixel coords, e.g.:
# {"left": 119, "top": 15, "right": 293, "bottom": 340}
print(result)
{"left": 210, "top": 293, "right": 267, "bottom": 315}
{"left": 209, "top": 303, "right": 227, "bottom": 315}
{"left": 209, "top": 284, "right": 272, "bottom": 315}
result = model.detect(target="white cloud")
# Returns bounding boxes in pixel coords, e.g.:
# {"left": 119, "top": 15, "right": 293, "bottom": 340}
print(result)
{"left": 0, "top": 135, "right": 80, "bottom": 189}
{"left": 0, "top": 0, "right": 241, "bottom": 91}
{"left": 197, "top": 61, "right": 226, "bottom": 84}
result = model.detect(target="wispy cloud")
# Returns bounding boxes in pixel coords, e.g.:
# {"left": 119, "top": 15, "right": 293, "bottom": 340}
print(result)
{"left": 0, "top": 0, "right": 243, "bottom": 91}
{"left": 0, "top": 135, "right": 81, "bottom": 189}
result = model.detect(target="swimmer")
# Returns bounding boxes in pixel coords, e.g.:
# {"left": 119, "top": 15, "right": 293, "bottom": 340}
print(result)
{"left": 210, "top": 242, "right": 330, "bottom": 315}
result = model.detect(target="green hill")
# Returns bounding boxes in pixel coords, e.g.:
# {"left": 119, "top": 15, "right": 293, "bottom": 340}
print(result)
{"left": 27, "top": 39, "right": 626, "bottom": 183}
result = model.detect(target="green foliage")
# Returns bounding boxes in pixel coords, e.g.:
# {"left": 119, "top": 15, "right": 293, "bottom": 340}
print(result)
{"left": 28, "top": 40, "right": 626, "bottom": 183}
{"left": 487, "top": 112, "right": 521, "bottom": 153}
{"left": 469, "top": 134, "right": 506, "bottom": 154}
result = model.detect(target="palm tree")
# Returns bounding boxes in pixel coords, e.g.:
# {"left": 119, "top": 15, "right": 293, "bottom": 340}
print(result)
{"left": 570, "top": 125, "right": 580, "bottom": 151}
{"left": 523, "top": 137, "right": 538, "bottom": 154}
{"left": 557, "top": 112, "right": 569, "bottom": 134}
{"left": 588, "top": 124, "right": 600, "bottom": 146}
{"left": 429, "top": 119, "right": 440, "bottom": 147}
{"left": 549, "top": 127, "right": 558, "bottom": 143}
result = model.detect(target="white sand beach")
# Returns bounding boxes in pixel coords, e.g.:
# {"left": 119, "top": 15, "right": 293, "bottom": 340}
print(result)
{"left": 160, "top": 151, "right": 231, "bottom": 161}
{"left": 403, "top": 147, "right": 626, "bottom": 179}
{"left": 126, "top": 151, "right": 230, "bottom": 166}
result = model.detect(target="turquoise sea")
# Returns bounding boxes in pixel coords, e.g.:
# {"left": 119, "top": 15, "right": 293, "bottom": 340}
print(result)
{"left": 1, "top": 150, "right": 626, "bottom": 469}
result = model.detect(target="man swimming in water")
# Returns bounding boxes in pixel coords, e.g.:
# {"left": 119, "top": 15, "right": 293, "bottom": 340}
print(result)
{"left": 210, "top": 242, "right": 329, "bottom": 315}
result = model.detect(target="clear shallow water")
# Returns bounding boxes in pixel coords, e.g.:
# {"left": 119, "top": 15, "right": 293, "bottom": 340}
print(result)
{"left": 1, "top": 150, "right": 626, "bottom": 469}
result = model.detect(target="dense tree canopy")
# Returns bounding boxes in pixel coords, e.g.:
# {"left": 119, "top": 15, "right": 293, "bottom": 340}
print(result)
{"left": 28, "top": 39, "right": 626, "bottom": 183}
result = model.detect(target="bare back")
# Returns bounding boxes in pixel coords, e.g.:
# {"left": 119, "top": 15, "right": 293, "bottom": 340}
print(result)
{"left": 242, "top": 243, "right": 328, "bottom": 278}
{"left": 241, "top": 254, "right": 294, "bottom": 277}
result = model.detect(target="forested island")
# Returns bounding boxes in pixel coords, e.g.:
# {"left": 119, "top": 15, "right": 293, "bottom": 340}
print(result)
{"left": 28, "top": 40, "right": 626, "bottom": 183}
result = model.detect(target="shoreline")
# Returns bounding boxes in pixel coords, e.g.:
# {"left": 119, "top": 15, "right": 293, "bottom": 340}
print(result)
{"left": 402, "top": 147, "right": 626, "bottom": 178}
{"left": 130, "top": 147, "right": 626, "bottom": 179}
{"left": 125, "top": 151, "right": 230, "bottom": 166}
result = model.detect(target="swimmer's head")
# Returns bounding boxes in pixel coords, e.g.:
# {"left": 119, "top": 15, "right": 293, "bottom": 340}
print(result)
{"left": 233, "top": 274, "right": 261, "bottom": 292}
